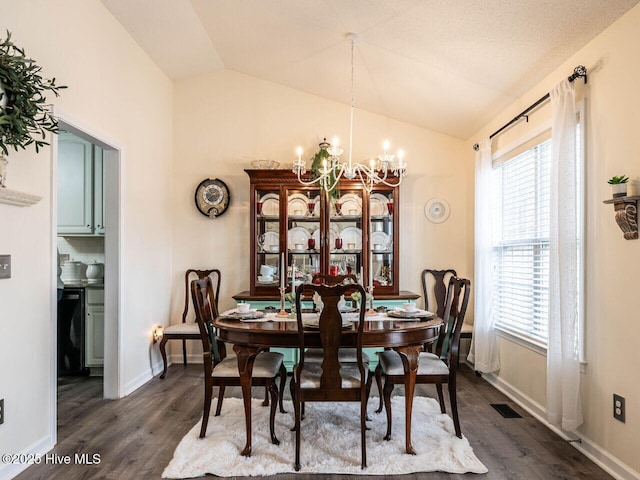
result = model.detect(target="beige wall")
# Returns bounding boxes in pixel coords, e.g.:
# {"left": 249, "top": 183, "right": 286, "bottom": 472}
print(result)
{"left": 171, "top": 69, "right": 473, "bottom": 353}
{"left": 0, "top": 1, "right": 173, "bottom": 476}
{"left": 469, "top": 3, "right": 640, "bottom": 476}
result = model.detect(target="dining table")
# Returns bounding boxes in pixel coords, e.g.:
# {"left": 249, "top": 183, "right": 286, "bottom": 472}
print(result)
{"left": 213, "top": 310, "right": 442, "bottom": 457}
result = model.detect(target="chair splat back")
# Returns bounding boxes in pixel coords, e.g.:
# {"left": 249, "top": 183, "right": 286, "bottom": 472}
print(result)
{"left": 191, "top": 276, "right": 223, "bottom": 365}
{"left": 421, "top": 269, "right": 457, "bottom": 317}
{"left": 435, "top": 277, "right": 471, "bottom": 364}
{"left": 294, "top": 282, "right": 367, "bottom": 386}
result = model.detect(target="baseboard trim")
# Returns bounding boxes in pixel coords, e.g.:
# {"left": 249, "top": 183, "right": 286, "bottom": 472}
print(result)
{"left": 483, "top": 373, "right": 640, "bottom": 480}
{"left": 168, "top": 353, "right": 203, "bottom": 365}
{"left": 0, "top": 435, "right": 55, "bottom": 480}
{"left": 124, "top": 359, "right": 166, "bottom": 396}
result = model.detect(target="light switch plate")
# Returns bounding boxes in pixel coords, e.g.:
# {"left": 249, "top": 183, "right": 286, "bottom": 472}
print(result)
{"left": 0, "top": 255, "right": 10, "bottom": 279}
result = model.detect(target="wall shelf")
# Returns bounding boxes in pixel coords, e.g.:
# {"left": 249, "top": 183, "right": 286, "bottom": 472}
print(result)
{"left": 603, "top": 195, "right": 640, "bottom": 240}
{"left": 0, "top": 187, "right": 42, "bottom": 207}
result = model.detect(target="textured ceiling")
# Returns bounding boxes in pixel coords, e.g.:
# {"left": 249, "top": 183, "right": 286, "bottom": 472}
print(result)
{"left": 102, "top": 0, "right": 639, "bottom": 139}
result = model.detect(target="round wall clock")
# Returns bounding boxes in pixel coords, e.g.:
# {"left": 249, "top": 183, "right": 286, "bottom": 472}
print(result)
{"left": 194, "top": 178, "right": 230, "bottom": 218}
{"left": 424, "top": 198, "right": 450, "bottom": 223}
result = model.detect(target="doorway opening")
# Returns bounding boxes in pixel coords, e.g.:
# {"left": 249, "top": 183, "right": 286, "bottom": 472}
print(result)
{"left": 52, "top": 114, "right": 121, "bottom": 442}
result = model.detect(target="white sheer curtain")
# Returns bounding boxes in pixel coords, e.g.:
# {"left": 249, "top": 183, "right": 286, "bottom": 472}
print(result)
{"left": 468, "top": 138, "right": 500, "bottom": 373}
{"left": 547, "top": 79, "right": 583, "bottom": 431}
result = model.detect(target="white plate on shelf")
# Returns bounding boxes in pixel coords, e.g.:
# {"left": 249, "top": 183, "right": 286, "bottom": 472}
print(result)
{"left": 339, "top": 226, "right": 362, "bottom": 250}
{"left": 287, "top": 193, "right": 310, "bottom": 216}
{"left": 259, "top": 193, "right": 280, "bottom": 216}
{"left": 370, "top": 193, "right": 389, "bottom": 216}
{"left": 288, "top": 226, "right": 311, "bottom": 249}
{"left": 262, "top": 231, "right": 279, "bottom": 252}
{"left": 370, "top": 231, "right": 391, "bottom": 251}
{"left": 338, "top": 193, "right": 362, "bottom": 216}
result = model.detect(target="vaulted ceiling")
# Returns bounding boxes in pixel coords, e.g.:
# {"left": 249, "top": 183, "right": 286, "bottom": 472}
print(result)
{"left": 102, "top": 0, "right": 639, "bottom": 139}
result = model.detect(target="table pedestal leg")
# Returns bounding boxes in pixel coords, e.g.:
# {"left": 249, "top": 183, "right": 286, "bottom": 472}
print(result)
{"left": 396, "top": 345, "right": 420, "bottom": 455}
{"left": 233, "top": 345, "right": 261, "bottom": 457}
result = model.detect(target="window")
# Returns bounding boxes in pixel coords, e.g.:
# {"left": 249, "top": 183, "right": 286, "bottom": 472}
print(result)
{"left": 492, "top": 136, "right": 551, "bottom": 346}
{"left": 492, "top": 102, "right": 585, "bottom": 350}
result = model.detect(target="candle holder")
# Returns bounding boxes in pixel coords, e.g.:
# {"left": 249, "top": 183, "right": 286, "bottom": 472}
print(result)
{"left": 366, "top": 285, "right": 378, "bottom": 316}
{"left": 276, "top": 287, "right": 289, "bottom": 317}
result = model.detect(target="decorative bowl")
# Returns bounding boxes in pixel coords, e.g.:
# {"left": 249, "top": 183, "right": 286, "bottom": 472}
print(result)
{"left": 251, "top": 159, "right": 280, "bottom": 169}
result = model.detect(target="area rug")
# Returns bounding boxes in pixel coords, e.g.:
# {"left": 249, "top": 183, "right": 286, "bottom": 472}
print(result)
{"left": 163, "top": 396, "right": 487, "bottom": 478}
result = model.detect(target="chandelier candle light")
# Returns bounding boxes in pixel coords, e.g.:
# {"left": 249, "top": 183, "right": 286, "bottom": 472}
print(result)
{"left": 292, "top": 33, "right": 407, "bottom": 193}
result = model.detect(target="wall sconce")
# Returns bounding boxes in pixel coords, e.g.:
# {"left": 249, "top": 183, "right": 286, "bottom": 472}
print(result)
{"left": 152, "top": 326, "right": 164, "bottom": 343}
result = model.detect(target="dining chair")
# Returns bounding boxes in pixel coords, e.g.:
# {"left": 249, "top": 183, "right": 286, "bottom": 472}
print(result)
{"left": 290, "top": 281, "right": 372, "bottom": 470}
{"left": 159, "top": 268, "right": 220, "bottom": 379}
{"left": 375, "top": 276, "right": 471, "bottom": 439}
{"left": 191, "top": 276, "right": 287, "bottom": 441}
{"left": 373, "top": 268, "right": 456, "bottom": 410}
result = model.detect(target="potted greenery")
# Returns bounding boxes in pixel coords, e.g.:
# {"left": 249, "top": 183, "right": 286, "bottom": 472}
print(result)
{"left": 310, "top": 139, "right": 340, "bottom": 200}
{"left": 0, "top": 30, "right": 66, "bottom": 187}
{"left": 608, "top": 175, "right": 629, "bottom": 198}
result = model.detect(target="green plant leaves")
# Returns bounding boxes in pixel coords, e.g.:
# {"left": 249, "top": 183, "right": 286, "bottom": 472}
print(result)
{"left": 0, "top": 30, "right": 67, "bottom": 155}
{"left": 608, "top": 175, "right": 629, "bottom": 184}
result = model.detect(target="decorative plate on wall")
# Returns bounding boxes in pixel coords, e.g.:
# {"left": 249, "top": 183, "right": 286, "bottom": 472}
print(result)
{"left": 424, "top": 198, "right": 450, "bottom": 223}
{"left": 194, "top": 178, "right": 230, "bottom": 218}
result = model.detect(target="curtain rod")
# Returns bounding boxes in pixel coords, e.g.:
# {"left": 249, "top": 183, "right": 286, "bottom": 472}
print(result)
{"left": 472, "top": 65, "right": 587, "bottom": 151}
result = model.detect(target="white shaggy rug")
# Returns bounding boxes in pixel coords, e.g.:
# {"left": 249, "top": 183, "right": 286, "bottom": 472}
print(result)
{"left": 163, "top": 396, "right": 487, "bottom": 478}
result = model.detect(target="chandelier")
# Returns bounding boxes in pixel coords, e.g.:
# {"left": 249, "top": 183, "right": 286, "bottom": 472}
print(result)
{"left": 292, "top": 33, "right": 407, "bottom": 193}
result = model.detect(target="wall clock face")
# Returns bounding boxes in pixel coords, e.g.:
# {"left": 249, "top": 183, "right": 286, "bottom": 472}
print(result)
{"left": 195, "top": 178, "right": 230, "bottom": 218}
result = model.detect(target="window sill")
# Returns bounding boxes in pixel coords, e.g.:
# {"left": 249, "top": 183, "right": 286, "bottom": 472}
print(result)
{"left": 495, "top": 326, "right": 547, "bottom": 356}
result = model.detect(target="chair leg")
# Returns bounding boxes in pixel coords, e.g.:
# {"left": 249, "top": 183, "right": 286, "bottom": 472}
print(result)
{"left": 361, "top": 393, "right": 367, "bottom": 469}
{"left": 448, "top": 378, "right": 461, "bottom": 438}
{"left": 182, "top": 339, "right": 188, "bottom": 365}
{"left": 262, "top": 385, "right": 269, "bottom": 406}
{"left": 268, "top": 381, "right": 280, "bottom": 445}
{"left": 365, "top": 370, "right": 373, "bottom": 425}
{"left": 159, "top": 336, "right": 169, "bottom": 379}
{"left": 278, "top": 363, "right": 287, "bottom": 413}
{"left": 292, "top": 379, "right": 301, "bottom": 471}
{"left": 374, "top": 363, "right": 383, "bottom": 413}
{"left": 289, "top": 376, "right": 297, "bottom": 431}
{"left": 382, "top": 381, "right": 394, "bottom": 441}
{"left": 200, "top": 380, "right": 213, "bottom": 438}
{"left": 215, "top": 385, "right": 226, "bottom": 416}
{"left": 436, "top": 383, "right": 446, "bottom": 413}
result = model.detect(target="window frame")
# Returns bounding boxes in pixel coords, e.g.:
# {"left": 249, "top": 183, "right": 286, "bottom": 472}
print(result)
{"left": 489, "top": 100, "right": 586, "bottom": 356}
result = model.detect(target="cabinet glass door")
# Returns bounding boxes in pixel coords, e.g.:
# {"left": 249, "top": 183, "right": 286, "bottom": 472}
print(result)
{"left": 286, "top": 188, "right": 320, "bottom": 287}
{"left": 255, "top": 188, "right": 281, "bottom": 290}
{"left": 329, "top": 188, "right": 364, "bottom": 283}
{"left": 370, "top": 189, "right": 394, "bottom": 290}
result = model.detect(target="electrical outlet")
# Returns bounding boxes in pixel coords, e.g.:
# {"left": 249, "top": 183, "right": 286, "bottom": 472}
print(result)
{"left": 613, "top": 394, "right": 625, "bottom": 422}
{"left": 0, "top": 398, "right": 4, "bottom": 424}
{"left": 0, "top": 255, "right": 10, "bottom": 279}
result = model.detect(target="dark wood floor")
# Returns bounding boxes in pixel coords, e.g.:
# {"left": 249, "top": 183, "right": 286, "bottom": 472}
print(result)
{"left": 16, "top": 364, "right": 613, "bottom": 480}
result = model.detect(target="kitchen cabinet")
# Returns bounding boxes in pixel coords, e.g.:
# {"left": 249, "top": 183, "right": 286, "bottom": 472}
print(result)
{"left": 57, "top": 133, "right": 105, "bottom": 235}
{"left": 85, "top": 286, "right": 104, "bottom": 369}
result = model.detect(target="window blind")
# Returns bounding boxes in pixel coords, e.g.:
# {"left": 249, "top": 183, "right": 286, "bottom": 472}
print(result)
{"left": 493, "top": 139, "right": 551, "bottom": 345}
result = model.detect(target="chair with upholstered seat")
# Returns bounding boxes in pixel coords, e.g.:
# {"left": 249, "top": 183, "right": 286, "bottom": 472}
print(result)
{"left": 159, "top": 268, "right": 220, "bottom": 379}
{"left": 376, "top": 276, "right": 471, "bottom": 439}
{"left": 191, "top": 276, "right": 287, "bottom": 441}
{"left": 290, "top": 281, "right": 371, "bottom": 470}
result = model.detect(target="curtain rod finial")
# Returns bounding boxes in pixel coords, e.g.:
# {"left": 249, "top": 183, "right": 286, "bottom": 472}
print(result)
{"left": 569, "top": 65, "right": 587, "bottom": 84}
